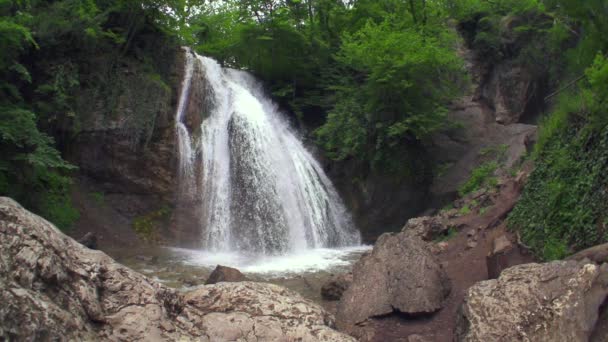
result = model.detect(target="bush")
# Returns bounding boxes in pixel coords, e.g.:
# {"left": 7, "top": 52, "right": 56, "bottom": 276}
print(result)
{"left": 459, "top": 161, "right": 498, "bottom": 196}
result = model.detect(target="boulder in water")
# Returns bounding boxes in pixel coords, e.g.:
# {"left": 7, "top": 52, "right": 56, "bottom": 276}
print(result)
{"left": 205, "top": 265, "right": 248, "bottom": 285}
{"left": 0, "top": 197, "right": 354, "bottom": 341}
{"left": 456, "top": 261, "right": 608, "bottom": 342}
{"left": 321, "top": 273, "right": 353, "bottom": 301}
{"left": 336, "top": 232, "right": 450, "bottom": 330}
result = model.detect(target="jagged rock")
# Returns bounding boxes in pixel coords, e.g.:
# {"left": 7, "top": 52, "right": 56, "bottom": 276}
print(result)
{"left": 184, "top": 282, "right": 352, "bottom": 341}
{"left": 321, "top": 273, "right": 353, "bottom": 301}
{"left": 486, "top": 235, "right": 515, "bottom": 279}
{"left": 336, "top": 232, "right": 450, "bottom": 330}
{"left": 0, "top": 197, "right": 354, "bottom": 341}
{"left": 457, "top": 261, "right": 608, "bottom": 342}
{"left": 77, "top": 232, "right": 97, "bottom": 249}
{"left": 402, "top": 216, "right": 449, "bottom": 242}
{"left": 205, "top": 265, "right": 248, "bottom": 285}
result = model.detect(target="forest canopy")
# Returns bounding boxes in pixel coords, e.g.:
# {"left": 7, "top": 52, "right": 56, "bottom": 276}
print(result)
{"left": 1, "top": 0, "right": 607, "bottom": 232}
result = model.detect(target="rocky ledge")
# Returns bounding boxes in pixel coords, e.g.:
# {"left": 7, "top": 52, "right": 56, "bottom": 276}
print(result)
{"left": 0, "top": 197, "right": 353, "bottom": 341}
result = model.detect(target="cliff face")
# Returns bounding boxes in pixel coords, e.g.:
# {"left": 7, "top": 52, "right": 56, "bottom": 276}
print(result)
{"left": 325, "top": 20, "right": 550, "bottom": 240}
{"left": 65, "top": 47, "right": 187, "bottom": 247}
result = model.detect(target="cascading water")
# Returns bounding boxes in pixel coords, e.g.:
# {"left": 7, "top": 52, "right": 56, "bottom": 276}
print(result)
{"left": 175, "top": 49, "right": 360, "bottom": 256}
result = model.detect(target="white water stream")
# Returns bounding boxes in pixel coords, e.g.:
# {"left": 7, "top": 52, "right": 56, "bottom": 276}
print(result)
{"left": 174, "top": 49, "right": 361, "bottom": 271}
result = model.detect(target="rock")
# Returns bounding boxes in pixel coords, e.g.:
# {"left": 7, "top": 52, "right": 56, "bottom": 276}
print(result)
{"left": 336, "top": 232, "right": 450, "bottom": 330}
{"left": 205, "top": 265, "right": 248, "bottom": 285}
{"left": 486, "top": 235, "right": 516, "bottom": 279}
{"left": 408, "top": 334, "right": 433, "bottom": 342}
{"left": 466, "top": 229, "right": 476, "bottom": 237}
{"left": 0, "top": 197, "right": 353, "bottom": 341}
{"left": 183, "top": 282, "right": 354, "bottom": 341}
{"left": 466, "top": 240, "right": 478, "bottom": 250}
{"left": 77, "top": 232, "right": 97, "bottom": 249}
{"left": 456, "top": 261, "right": 608, "bottom": 342}
{"left": 402, "top": 216, "right": 449, "bottom": 242}
{"left": 321, "top": 273, "right": 353, "bottom": 301}
{"left": 568, "top": 242, "right": 608, "bottom": 265}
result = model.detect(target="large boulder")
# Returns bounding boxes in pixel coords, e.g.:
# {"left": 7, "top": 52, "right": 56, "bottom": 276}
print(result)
{"left": 457, "top": 261, "right": 608, "bottom": 342}
{"left": 336, "top": 232, "right": 450, "bottom": 330}
{"left": 205, "top": 265, "right": 248, "bottom": 285}
{"left": 183, "top": 282, "right": 348, "bottom": 341}
{"left": 0, "top": 197, "right": 354, "bottom": 341}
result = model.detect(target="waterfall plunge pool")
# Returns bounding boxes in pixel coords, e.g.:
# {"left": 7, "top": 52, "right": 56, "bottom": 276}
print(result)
{"left": 107, "top": 245, "right": 370, "bottom": 307}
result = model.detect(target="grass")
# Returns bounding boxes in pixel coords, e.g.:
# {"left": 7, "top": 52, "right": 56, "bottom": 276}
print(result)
{"left": 459, "top": 161, "right": 499, "bottom": 196}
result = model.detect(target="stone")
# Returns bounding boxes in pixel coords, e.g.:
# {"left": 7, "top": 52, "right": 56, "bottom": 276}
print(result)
{"left": 205, "top": 265, "right": 248, "bottom": 285}
{"left": 568, "top": 242, "right": 608, "bottom": 265}
{"left": 336, "top": 232, "right": 450, "bottom": 330}
{"left": 486, "top": 235, "right": 517, "bottom": 279}
{"left": 408, "top": 334, "right": 433, "bottom": 342}
{"left": 0, "top": 197, "right": 354, "bottom": 341}
{"left": 77, "top": 232, "right": 97, "bottom": 249}
{"left": 402, "top": 216, "right": 449, "bottom": 242}
{"left": 456, "top": 261, "right": 608, "bottom": 342}
{"left": 466, "top": 240, "right": 478, "bottom": 250}
{"left": 321, "top": 273, "right": 353, "bottom": 301}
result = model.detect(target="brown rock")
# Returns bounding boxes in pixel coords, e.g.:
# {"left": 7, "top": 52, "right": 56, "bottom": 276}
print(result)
{"left": 77, "top": 232, "right": 97, "bottom": 249}
{"left": 568, "top": 242, "right": 608, "bottom": 265}
{"left": 205, "top": 265, "right": 248, "bottom": 285}
{"left": 457, "top": 261, "right": 608, "bottom": 342}
{"left": 486, "top": 235, "right": 516, "bottom": 279}
{"left": 402, "top": 216, "right": 449, "bottom": 242}
{"left": 336, "top": 232, "right": 450, "bottom": 331}
{"left": 321, "top": 273, "right": 353, "bottom": 301}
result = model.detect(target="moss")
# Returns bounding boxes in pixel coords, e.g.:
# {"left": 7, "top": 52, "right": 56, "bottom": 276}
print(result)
{"left": 132, "top": 206, "right": 171, "bottom": 243}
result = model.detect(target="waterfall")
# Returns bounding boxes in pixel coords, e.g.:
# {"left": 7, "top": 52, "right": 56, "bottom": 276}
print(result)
{"left": 175, "top": 50, "right": 360, "bottom": 255}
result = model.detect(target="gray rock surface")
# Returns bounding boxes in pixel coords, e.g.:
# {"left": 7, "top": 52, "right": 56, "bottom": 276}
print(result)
{"left": 457, "top": 261, "right": 608, "bottom": 342}
{"left": 0, "top": 197, "right": 354, "bottom": 341}
{"left": 336, "top": 232, "right": 450, "bottom": 330}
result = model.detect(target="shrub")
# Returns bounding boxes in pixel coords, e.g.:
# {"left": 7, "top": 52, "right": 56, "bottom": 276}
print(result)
{"left": 459, "top": 161, "right": 498, "bottom": 196}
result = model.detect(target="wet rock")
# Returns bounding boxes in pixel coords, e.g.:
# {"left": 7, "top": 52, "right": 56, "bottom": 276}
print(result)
{"left": 77, "top": 232, "right": 97, "bottom": 249}
{"left": 336, "top": 232, "right": 450, "bottom": 331}
{"left": 205, "top": 265, "right": 248, "bottom": 285}
{"left": 457, "top": 261, "right": 608, "bottom": 342}
{"left": 321, "top": 273, "right": 353, "bottom": 301}
{"left": 0, "top": 197, "right": 353, "bottom": 341}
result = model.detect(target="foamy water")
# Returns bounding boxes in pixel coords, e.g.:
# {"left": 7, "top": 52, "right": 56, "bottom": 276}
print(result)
{"left": 168, "top": 246, "right": 370, "bottom": 277}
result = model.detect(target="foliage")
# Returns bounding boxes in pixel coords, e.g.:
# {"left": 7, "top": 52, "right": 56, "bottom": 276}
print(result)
{"left": 458, "top": 161, "right": 498, "bottom": 196}
{"left": 0, "top": 0, "right": 186, "bottom": 228}
{"left": 509, "top": 55, "right": 608, "bottom": 260}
